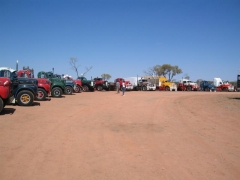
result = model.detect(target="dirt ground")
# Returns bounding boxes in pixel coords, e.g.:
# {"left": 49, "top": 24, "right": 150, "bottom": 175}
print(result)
{"left": 0, "top": 91, "right": 240, "bottom": 180}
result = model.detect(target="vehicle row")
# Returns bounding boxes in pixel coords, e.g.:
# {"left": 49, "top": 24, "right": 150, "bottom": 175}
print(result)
{"left": 1, "top": 65, "right": 239, "bottom": 113}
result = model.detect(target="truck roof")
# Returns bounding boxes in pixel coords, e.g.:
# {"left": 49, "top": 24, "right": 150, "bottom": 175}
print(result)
{"left": 0, "top": 67, "right": 15, "bottom": 73}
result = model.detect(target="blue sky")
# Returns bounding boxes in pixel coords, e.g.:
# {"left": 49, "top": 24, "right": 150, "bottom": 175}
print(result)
{"left": 1, "top": 0, "right": 239, "bottom": 81}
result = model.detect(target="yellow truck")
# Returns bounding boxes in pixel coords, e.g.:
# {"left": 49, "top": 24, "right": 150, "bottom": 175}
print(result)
{"left": 158, "top": 77, "right": 177, "bottom": 91}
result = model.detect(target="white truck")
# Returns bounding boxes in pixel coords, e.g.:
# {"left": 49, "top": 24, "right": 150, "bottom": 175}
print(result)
{"left": 177, "top": 79, "right": 199, "bottom": 91}
{"left": 213, "top": 78, "right": 235, "bottom": 92}
{"left": 124, "top": 77, "right": 156, "bottom": 91}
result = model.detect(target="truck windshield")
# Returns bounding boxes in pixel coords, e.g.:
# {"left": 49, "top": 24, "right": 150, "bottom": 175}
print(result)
{"left": 0, "top": 70, "right": 11, "bottom": 78}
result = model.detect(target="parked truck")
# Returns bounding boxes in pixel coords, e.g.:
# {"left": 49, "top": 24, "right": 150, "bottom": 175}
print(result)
{"left": 158, "top": 77, "right": 177, "bottom": 91}
{"left": 0, "top": 77, "right": 11, "bottom": 113}
{"left": 177, "top": 79, "right": 199, "bottom": 91}
{"left": 109, "top": 78, "right": 134, "bottom": 91}
{"left": 93, "top": 77, "right": 109, "bottom": 91}
{"left": 38, "top": 71, "right": 65, "bottom": 97}
{"left": 124, "top": 77, "right": 155, "bottom": 91}
{"left": 138, "top": 78, "right": 156, "bottom": 91}
{"left": 213, "top": 78, "right": 235, "bottom": 92}
{"left": 77, "top": 76, "right": 95, "bottom": 92}
{"left": 17, "top": 66, "right": 51, "bottom": 101}
{"left": 199, "top": 80, "right": 216, "bottom": 92}
{"left": 63, "top": 74, "right": 82, "bottom": 93}
{"left": 237, "top": 73, "right": 240, "bottom": 92}
{"left": 53, "top": 74, "right": 75, "bottom": 95}
{"left": 0, "top": 67, "right": 38, "bottom": 106}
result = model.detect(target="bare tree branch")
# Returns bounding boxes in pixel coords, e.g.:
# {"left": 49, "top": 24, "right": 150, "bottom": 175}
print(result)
{"left": 82, "top": 66, "right": 93, "bottom": 76}
{"left": 69, "top": 57, "right": 80, "bottom": 77}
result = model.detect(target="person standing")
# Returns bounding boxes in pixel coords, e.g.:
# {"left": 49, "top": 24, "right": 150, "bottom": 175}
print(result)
{"left": 116, "top": 80, "right": 120, "bottom": 93}
{"left": 122, "top": 80, "right": 126, "bottom": 96}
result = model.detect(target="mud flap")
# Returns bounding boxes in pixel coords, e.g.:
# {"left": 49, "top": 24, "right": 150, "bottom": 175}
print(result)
{"left": 8, "top": 95, "right": 16, "bottom": 104}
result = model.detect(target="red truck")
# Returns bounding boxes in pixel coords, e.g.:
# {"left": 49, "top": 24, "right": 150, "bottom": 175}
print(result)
{"left": 0, "top": 77, "right": 11, "bottom": 113}
{"left": 109, "top": 78, "right": 134, "bottom": 91}
{"left": 18, "top": 66, "right": 51, "bottom": 101}
{"left": 177, "top": 79, "right": 199, "bottom": 91}
{"left": 93, "top": 77, "right": 109, "bottom": 91}
{"left": 213, "top": 78, "right": 235, "bottom": 92}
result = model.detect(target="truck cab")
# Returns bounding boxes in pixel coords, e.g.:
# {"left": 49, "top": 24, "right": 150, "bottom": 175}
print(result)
{"left": 158, "top": 77, "right": 177, "bottom": 91}
{"left": 18, "top": 67, "right": 51, "bottom": 101}
{"left": 114, "top": 78, "right": 133, "bottom": 91}
{"left": 0, "top": 77, "right": 11, "bottom": 113}
{"left": 93, "top": 77, "right": 109, "bottom": 91}
{"left": 237, "top": 74, "right": 240, "bottom": 92}
{"left": 137, "top": 78, "right": 156, "bottom": 91}
{"left": 0, "top": 67, "right": 38, "bottom": 106}
{"left": 178, "top": 79, "right": 199, "bottom": 91}
{"left": 213, "top": 78, "right": 235, "bottom": 92}
{"left": 77, "top": 76, "right": 95, "bottom": 92}
{"left": 53, "top": 74, "right": 75, "bottom": 95}
{"left": 200, "top": 81, "right": 216, "bottom": 92}
{"left": 63, "top": 75, "right": 82, "bottom": 93}
{"left": 38, "top": 71, "right": 65, "bottom": 97}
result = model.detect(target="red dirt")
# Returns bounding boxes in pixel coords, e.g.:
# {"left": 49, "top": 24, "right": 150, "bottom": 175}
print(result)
{"left": 0, "top": 91, "right": 240, "bottom": 180}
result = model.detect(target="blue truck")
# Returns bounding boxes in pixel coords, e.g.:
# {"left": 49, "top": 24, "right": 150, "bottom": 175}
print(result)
{"left": 237, "top": 73, "right": 240, "bottom": 92}
{"left": 0, "top": 67, "right": 38, "bottom": 106}
{"left": 200, "top": 80, "right": 216, "bottom": 92}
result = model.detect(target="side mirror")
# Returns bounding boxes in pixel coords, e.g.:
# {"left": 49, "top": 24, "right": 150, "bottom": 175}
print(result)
{"left": 13, "top": 74, "right": 18, "bottom": 79}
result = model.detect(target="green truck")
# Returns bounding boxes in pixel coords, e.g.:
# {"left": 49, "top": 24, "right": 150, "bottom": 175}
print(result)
{"left": 77, "top": 76, "right": 95, "bottom": 92}
{"left": 38, "top": 71, "right": 66, "bottom": 97}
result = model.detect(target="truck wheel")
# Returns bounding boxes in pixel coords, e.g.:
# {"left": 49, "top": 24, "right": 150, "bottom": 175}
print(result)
{"left": 52, "top": 87, "right": 62, "bottom": 98}
{"left": 16, "top": 90, "right": 34, "bottom": 106}
{"left": 165, "top": 86, "right": 170, "bottom": 91}
{"left": 205, "top": 87, "right": 210, "bottom": 92}
{"left": 36, "top": 88, "right": 47, "bottom": 101}
{"left": 223, "top": 88, "right": 228, "bottom": 92}
{"left": 186, "top": 86, "right": 192, "bottom": 91}
{"left": 74, "top": 85, "right": 81, "bottom": 93}
{"left": 142, "top": 86, "right": 147, "bottom": 91}
{"left": 97, "top": 85, "right": 103, "bottom": 91}
{"left": 0, "top": 98, "right": 3, "bottom": 113}
{"left": 65, "top": 86, "right": 73, "bottom": 95}
{"left": 79, "top": 86, "right": 83, "bottom": 92}
{"left": 82, "top": 85, "right": 89, "bottom": 92}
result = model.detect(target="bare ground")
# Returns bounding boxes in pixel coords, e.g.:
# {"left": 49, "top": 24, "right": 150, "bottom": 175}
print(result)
{"left": 0, "top": 91, "right": 240, "bottom": 180}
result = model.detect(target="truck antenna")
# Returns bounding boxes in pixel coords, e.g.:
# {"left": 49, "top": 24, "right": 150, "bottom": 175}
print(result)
{"left": 16, "top": 60, "right": 18, "bottom": 71}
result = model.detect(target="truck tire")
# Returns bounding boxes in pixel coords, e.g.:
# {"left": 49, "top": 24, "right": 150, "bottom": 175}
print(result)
{"left": 16, "top": 90, "right": 34, "bottom": 106}
{"left": 0, "top": 98, "right": 3, "bottom": 113}
{"left": 36, "top": 88, "right": 47, "bottom": 101}
{"left": 223, "top": 88, "right": 228, "bottom": 92}
{"left": 142, "top": 86, "right": 147, "bottom": 91}
{"left": 82, "top": 85, "right": 89, "bottom": 92}
{"left": 97, "top": 85, "right": 103, "bottom": 91}
{"left": 52, "top": 87, "right": 62, "bottom": 98}
{"left": 74, "top": 85, "right": 81, "bottom": 93}
{"left": 165, "top": 86, "right": 170, "bottom": 91}
{"left": 65, "top": 86, "right": 73, "bottom": 95}
{"left": 205, "top": 87, "right": 210, "bottom": 92}
{"left": 186, "top": 86, "right": 192, "bottom": 91}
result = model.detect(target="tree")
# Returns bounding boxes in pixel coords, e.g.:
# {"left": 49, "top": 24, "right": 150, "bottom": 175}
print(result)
{"left": 144, "top": 65, "right": 161, "bottom": 77}
{"left": 144, "top": 64, "right": 182, "bottom": 81}
{"left": 81, "top": 66, "right": 93, "bottom": 77}
{"left": 69, "top": 57, "right": 80, "bottom": 77}
{"left": 101, "top": 74, "right": 111, "bottom": 80}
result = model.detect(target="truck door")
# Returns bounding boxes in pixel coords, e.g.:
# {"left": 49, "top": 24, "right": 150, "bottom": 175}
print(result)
{"left": 237, "top": 74, "right": 240, "bottom": 91}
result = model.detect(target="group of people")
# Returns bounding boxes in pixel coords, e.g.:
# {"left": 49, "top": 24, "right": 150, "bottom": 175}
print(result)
{"left": 116, "top": 80, "right": 126, "bottom": 96}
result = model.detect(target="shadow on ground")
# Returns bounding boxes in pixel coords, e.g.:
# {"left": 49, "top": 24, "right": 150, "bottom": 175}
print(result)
{"left": 0, "top": 108, "right": 16, "bottom": 115}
